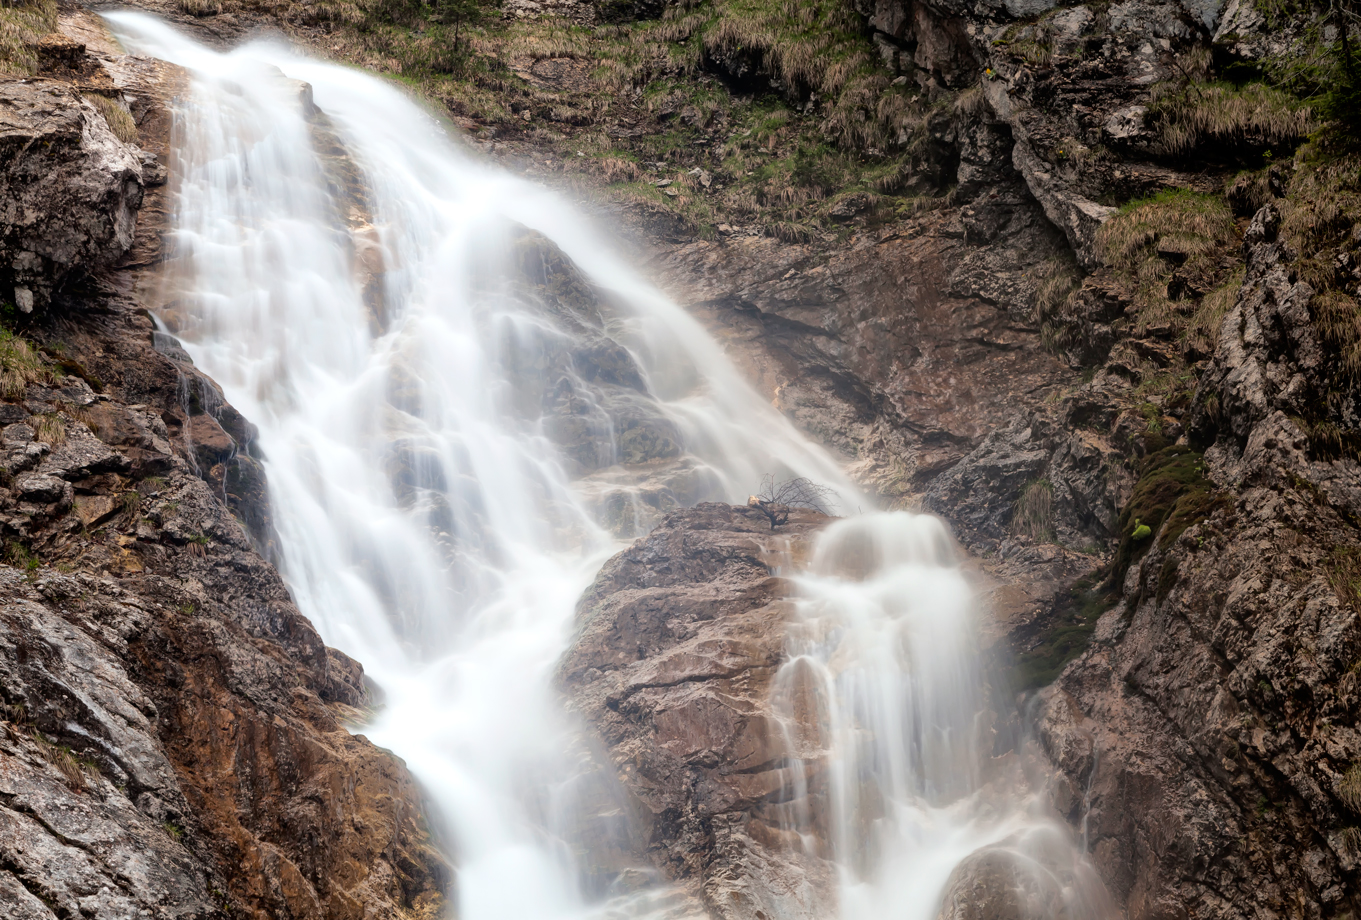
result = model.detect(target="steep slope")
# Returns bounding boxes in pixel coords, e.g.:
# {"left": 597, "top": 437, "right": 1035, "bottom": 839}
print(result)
{"left": 0, "top": 13, "right": 449, "bottom": 919}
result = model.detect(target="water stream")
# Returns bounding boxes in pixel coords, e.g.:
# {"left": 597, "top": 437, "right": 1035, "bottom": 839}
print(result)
{"left": 107, "top": 14, "right": 1109, "bottom": 919}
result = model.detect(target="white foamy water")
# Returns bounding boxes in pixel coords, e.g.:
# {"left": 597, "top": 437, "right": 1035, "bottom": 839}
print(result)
{"left": 107, "top": 13, "right": 1110, "bottom": 920}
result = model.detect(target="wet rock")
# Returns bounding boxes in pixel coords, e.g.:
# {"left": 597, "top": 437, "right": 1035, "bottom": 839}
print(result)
{"left": 937, "top": 849, "right": 1074, "bottom": 920}
{"left": 561, "top": 503, "right": 836, "bottom": 918}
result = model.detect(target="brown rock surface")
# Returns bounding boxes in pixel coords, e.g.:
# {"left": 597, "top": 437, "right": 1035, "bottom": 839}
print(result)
{"left": 561, "top": 502, "right": 837, "bottom": 920}
{"left": 0, "top": 19, "right": 449, "bottom": 920}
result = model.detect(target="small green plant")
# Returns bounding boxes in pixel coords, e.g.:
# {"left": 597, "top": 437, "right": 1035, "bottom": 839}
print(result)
{"left": 1131, "top": 518, "right": 1152, "bottom": 541}
{"left": 3, "top": 540, "right": 40, "bottom": 575}
{"left": 162, "top": 820, "right": 184, "bottom": 840}
{"left": 119, "top": 491, "right": 142, "bottom": 517}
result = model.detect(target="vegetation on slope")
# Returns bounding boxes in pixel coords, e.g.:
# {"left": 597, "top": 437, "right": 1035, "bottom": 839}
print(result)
{"left": 0, "top": 0, "right": 57, "bottom": 75}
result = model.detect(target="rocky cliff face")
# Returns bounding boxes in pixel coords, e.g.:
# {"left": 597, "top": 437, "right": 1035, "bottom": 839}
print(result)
{"left": 527, "top": 0, "right": 1361, "bottom": 913}
{"left": 0, "top": 12, "right": 448, "bottom": 920}
{"left": 5, "top": 0, "right": 1361, "bottom": 915}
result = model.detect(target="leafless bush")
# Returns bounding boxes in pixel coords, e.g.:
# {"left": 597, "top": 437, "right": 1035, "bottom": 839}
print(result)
{"left": 747, "top": 474, "right": 836, "bottom": 529}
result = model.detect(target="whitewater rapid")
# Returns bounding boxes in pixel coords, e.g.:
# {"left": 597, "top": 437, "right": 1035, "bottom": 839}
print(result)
{"left": 107, "top": 13, "right": 1110, "bottom": 920}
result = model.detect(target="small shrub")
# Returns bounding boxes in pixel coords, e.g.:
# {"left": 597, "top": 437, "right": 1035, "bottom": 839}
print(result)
{"left": 748, "top": 474, "right": 836, "bottom": 529}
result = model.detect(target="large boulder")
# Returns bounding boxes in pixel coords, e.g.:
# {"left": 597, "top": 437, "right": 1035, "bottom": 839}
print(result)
{"left": 0, "top": 80, "right": 144, "bottom": 312}
{"left": 560, "top": 503, "right": 837, "bottom": 919}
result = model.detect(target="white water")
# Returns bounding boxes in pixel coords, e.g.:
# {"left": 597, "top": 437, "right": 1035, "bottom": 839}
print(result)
{"left": 108, "top": 14, "right": 1110, "bottom": 920}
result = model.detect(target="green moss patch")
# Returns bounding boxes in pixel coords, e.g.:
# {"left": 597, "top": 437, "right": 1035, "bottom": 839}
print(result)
{"left": 1011, "top": 574, "right": 1118, "bottom": 691}
{"left": 1111, "top": 446, "right": 1226, "bottom": 589}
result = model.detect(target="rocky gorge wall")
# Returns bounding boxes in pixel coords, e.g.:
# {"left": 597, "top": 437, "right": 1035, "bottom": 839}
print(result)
{"left": 4, "top": 0, "right": 1361, "bottom": 916}
{"left": 0, "top": 11, "right": 448, "bottom": 919}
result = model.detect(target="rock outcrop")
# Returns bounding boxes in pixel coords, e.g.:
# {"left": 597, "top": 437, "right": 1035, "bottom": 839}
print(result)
{"left": 0, "top": 15, "right": 449, "bottom": 920}
{"left": 561, "top": 503, "right": 837, "bottom": 920}
{"left": 0, "top": 79, "right": 144, "bottom": 314}
{"left": 1029, "top": 206, "right": 1361, "bottom": 919}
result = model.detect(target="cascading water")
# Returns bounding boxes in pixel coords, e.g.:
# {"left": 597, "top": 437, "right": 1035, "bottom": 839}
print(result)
{"left": 107, "top": 13, "right": 1111, "bottom": 919}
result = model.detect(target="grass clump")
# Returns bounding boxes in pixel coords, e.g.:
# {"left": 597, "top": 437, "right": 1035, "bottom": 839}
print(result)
{"left": 1341, "top": 762, "right": 1361, "bottom": 812}
{"left": 1326, "top": 546, "right": 1361, "bottom": 614}
{"left": 1009, "top": 478, "right": 1055, "bottom": 543}
{"left": 33, "top": 412, "right": 65, "bottom": 446}
{"left": 31, "top": 731, "right": 100, "bottom": 793}
{"left": 1148, "top": 81, "right": 1315, "bottom": 159}
{"left": 0, "top": 330, "right": 54, "bottom": 399}
{"left": 0, "top": 0, "right": 57, "bottom": 76}
{"left": 1098, "top": 189, "right": 1240, "bottom": 340}
{"left": 4, "top": 540, "right": 40, "bottom": 575}
{"left": 85, "top": 94, "right": 138, "bottom": 144}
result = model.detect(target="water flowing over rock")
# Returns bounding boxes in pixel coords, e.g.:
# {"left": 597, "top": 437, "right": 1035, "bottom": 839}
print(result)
{"left": 563, "top": 504, "right": 1112, "bottom": 919}
{"left": 0, "top": 15, "right": 447, "bottom": 918}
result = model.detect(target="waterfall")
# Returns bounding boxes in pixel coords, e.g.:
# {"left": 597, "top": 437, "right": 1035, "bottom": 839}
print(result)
{"left": 107, "top": 14, "right": 1110, "bottom": 919}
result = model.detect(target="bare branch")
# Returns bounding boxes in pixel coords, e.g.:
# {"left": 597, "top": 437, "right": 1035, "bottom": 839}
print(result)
{"left": 747, "top": 474, "right": 837, "bottom": 530}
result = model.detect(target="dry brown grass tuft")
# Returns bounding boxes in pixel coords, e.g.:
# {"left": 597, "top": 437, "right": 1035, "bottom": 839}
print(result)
{"left": 85, "top": 94, "right": 138, "bottom": 144}
{"left": 1032, "top": 255, "right": 1081, "bottom": 328}
{"left": 33, "top": 413, "right": 66, "bottom": 446}
{"left": 1150, "top": 82, "right": 1315, "bottom": 157}
{"left": 1184, "top": 269, "right": 1243, "bottom": 357}
{"left": 0, "top": 332, "right": 54, "bottom": 400}
{"left": 1100, "top": 190, "right": 1236, "bottom": 273}
{"left": 1096, "top": 189, "right": 1240, "bottom": 351}
{"left": 600, "top": 156, "right": 642, "bottom": 182}
{"left": 0, "top": 0, "right": 57, "bottom": 76}
{"left": 1009, "top": 479, "right": 1054, "bottom": 543}
{"left": 31, "top": 731, "right": 99, "bottom": 793}
{"left": 177, "top": 0, "right": 223, "bottom": 16}
{"left": 1342, "top": 763, "right": 1361, "bottom": 813}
